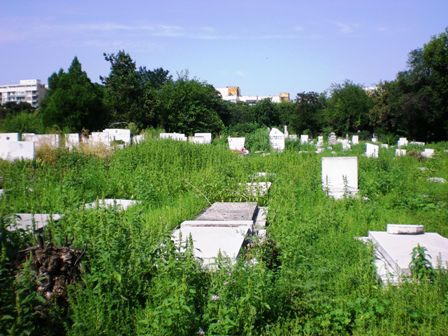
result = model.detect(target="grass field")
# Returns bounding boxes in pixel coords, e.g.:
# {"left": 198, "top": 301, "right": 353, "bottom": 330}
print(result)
{"left": 1, "top": 138, "right": 447, "bottom": 335}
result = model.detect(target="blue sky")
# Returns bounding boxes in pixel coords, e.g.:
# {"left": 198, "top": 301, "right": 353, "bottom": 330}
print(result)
{"left": 1, "top": 0, "right": 447, "bottom": 96}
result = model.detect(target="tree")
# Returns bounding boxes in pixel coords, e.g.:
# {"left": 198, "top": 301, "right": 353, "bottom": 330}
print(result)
{"left": 102, "top": 51, "right": 144, "bottom": 127}
{"left": 291, "top": 92, "right": 325, "bottom": 134}
{"left": 324, "top": 81, "right": 373, "bottom": 134}
{"left": 156, "top": 75, "right": 226, "bottom": 134}
{"left": 251, "top": 98, "right": 279, "bottom": 127}
{"left": 40, "top": 57, "right": 108, "bottom": 131}
{"left": 0, "top": 102, "right": 35, "bottom": 120}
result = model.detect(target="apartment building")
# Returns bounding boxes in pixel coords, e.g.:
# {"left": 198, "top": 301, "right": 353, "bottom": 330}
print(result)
{"left": 216, "top": 86, "right": 290, "bottom": 105}
{"left": 0, "top": 79, "right": 48, "bottom": 108}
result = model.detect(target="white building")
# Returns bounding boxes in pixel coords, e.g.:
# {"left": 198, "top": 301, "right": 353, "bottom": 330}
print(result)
{"left": 216, "top": 86, "right": 289, "bottom": 105}
{"left": 0, "top": 79, "right": 47, "bottom": 107}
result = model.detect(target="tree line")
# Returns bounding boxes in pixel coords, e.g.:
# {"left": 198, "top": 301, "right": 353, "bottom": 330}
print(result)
{"left": 0, "top": 28, "right": 446, "bottom": 142}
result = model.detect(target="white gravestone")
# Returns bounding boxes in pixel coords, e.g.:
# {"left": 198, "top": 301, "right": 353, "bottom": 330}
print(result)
{"left": 65, "top": 133, "right": 80, "bottom": 150}
{"left": 351, "top": 135, "right": 359, "bottom": 145}
{"left": 23, "top": 134, "right": 60, "bottom": 148}
{"left": 194, "top": 133, "right": 212, "bottom": 144}
{"left": 0, "top": 141, "right": 35, "bottom": 161}
{"left": 372, "top": 136, "right": 378, "bottom": 143}
{"left": 132, "top": 134, "right": 144, "bottom": 144}
{"left": 283, "top": 125, "right": 289, "bottom": 138}
{"left": 160, "top": 133, "right": 187, "bottom": 141}
{"left": 317, "top": 135, "right": 324, "bottom": 146}
{"left": 288, "top": 134, "right": 298, "bottom": 141}
{"left": 300, "top": 134, "right": 309, "bottom": 144}
{"left": 0, "top": 133, "right": 19, "bottom": 142}
{"left": 90, "top": 132, "right": 111, "bottom": 147}
{"left": 381, "top": 144, "right": 389, "bottom": 149}
{"left": 341, "top": 139, "right": 351, "bottom": 151}
{"left": 104, "top": 129, "right": 131, "bottom": 146}
{"left": 397, "top": 137, "right": 408, "bottom": 148}
{"left": 228, "top": 137, "right": 246, "bottom": 151}
{"left": 395, "top": 149, "right": 406, "bottom": 157}
{"left": 421, "top": 148, "right": 434, "bottom": 158}
{"left": 269, "top": 128, "right": 285, "bottom": 152}
{"left": 365, "top": 143, "right": 379, "bottom": 158}
{"left": 189, "top": 136, "right": 206, "bottom": 144}
{"left": 328, "top": 132, "right": 337, "bottom": 145}
{"left": 321, "top": 156, "right": 358, "bottom": 199}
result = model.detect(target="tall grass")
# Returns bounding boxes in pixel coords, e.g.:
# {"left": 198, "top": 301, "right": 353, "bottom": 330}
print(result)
{"left": 0, "top": 139, "right": 447, "bottom": 335}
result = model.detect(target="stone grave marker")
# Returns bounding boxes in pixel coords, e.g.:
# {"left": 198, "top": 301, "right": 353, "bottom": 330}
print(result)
{"left": 351, "top": 135, "right": 359, "bottom": 145}
{"left": 228, "top": 137, "right": 246, "bottom": 151}
{"left": 300, "top": 134, "right": 309, "bottom": 144}
{"left": 269, "top": 128, "right": 285, "bottom": 152}
{"left": 421, "top": 148, "right": 434, "bottom": 158}
{"left": 317, "top": 135, "right": 324, "bottom": 147}
{"left": 328, "top": 132, "right": 337, "bottom": 145}
{"left": 0, "top": 141, "right": 35, "bottom": 161}
{"left": 23, "top": 134, "right": 60, "bottom": 148}
{"left": 8, "top": 213, "right": 62, "bottom": 232}
{"left": 194, "top": 133, "right": 212, "bottom": 144}
{"left": 104, "top": 128, "right": 131, "bottom": 146}
{"left": 397, "top": 137, "right": 408, "bottom": 148}
{"left": 395, "top": 149, "right": 406, "bottom": 157}
{"left": 65, "top": 133, "right": 80, "bottom": 150}
{"left": 341, "top": 139, "right": 351, "bottom": 151}
{"left": 0, "top": 133, "right": 19, "bottom": 142}
{"left": 321, "top": 156, "right": 358, "bottom": 199}
{"left": 365, "top": 143, "right": 379, "bottom": 158}
{"left": 160, "top": 133, "right": 187, "bottom": 141}
{"left": 132, "top": 134, "right": 144, "bottom": 144}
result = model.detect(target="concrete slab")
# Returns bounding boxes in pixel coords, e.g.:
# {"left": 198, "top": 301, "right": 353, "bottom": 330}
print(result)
{"left": 387, "top": 224, "right": 424, "bottom": 234}
{"left": 254, "top": 206, "right": 268, "bottom": 230}
{"left": 181, "top": 220, "right": 253, "bottom": 229}
{"left": 0, "top": 141, "right": 35, "bottom": 161}
{"left": 244, "top": 182, "right": 272, "bottom": 197}
{"left": 9, "top": 213, "right": 62, "bottom": 232}
{"left": 0, "top": 133, "right": 19, "bottom": 142}
{"left": 172, "top": 226, "right": 249, "bottom": 267}
{"left": 428, "top": 177, "right": 446, "bottom": 183}
{"left": 194, "top": 133, "right": 212, "bottom": 144}
{"left": 228, "top": 137, "right": 246, "bottom": 151}
{"left": 369, "top": 231, "right": 448, "bottom": 276}
{"left": 84, "top": 198, "right": 141, "bottom": 211}
{"left": 196, "top": 202, "right": 258, "bottom": 222}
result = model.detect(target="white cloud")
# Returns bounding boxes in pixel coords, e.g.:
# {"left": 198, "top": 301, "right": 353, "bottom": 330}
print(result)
{"left": 334, "top": 21, "right": 358, "bottom": 34}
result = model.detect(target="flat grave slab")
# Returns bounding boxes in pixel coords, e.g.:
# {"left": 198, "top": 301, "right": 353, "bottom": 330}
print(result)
{"left": 369, "top": 230, "right": 448, "bottom": 276}
{"left": 196, "top": 202, "right": 258, "bottom": 222}
{"left": 172, "top": 226, "right": 249, "bottom": 267}
{"left": 9, "top": 213, "right": 62, "bottom": 232}
{"left": 243, "top": 182, "right": 272, "bottom": 197}
{"left": 84, "top": 198, "right": 141, "bottom": 211}
{"left": 181, "top": 220, "right": 253, "bottom": 230}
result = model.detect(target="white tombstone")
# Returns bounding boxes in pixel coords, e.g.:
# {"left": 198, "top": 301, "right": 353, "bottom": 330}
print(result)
{"left": 410, "top": 141, "right": 425, "bottom": 146}
{"left": 351, "top": 135, "right": 359, "bottom": 145}
{"left": 85, "top": 198, "right": 141, "bottom": 211}
{"left": 395, "top": 149, "right": 406, "bottom": 157}
{"left": 381, "top": 144, "right": 389, "bottom": 149}
{"left": 189, "top": 136, "right": 206, "bottom": 144}
{"left": 283, "top": 125, "right": 289, "bottom": 138}
{"left": 132, "top": 134, "right": 144, "bottom": 144}
{"left": 65, "top": 133, "right": 80, "bottom": 150}
{"left": 160, "top": 132, "right": 187, "bottom": 142}
{"left": 228, "top": 137, "right": 246, "bottom": 151}
{"left": 365, "top": 143, "right": 379, "bottom": 158}
{"left": 104, "top": 129, "right": 131, "bottom": 146}
{"left": 397, "top": 137, "right": 408, "bottom": 148}
{"left": 23, "top": 134, "right": 60, "bottom": 148}
{"left": 0, "top": 133, "right": 19, "bottom": 142}
{"left": 269, "top": 128, "right": 285, "bottom": 152}
{"left": 421, "top": 148, "right": 434, "bottom": 158}
{"left": 372, "top": 136, "right": 378, "bottom": 143}
{"left": 341, "top": 139, "right": 351, "bottom": 151}
{"left": 0, "top": 141, "right": 35, "bottom": 161}
{"left": 194, "top": 133, "right": 212, "bottom": 144}
{"left": 288, "top": 134, "right": 298, "bottom": 141}
{"left": 321, "top": 156, "right": 358, "bottom": 199}
{"left": 300, "top": 134, "right": 309, "bottom": 144}
{"left": 317, "top": 135, "right": 324, "bottom": 146}
{"left": 8, "top": 213, "right": 62, "bottom": 232}
{"left": 90, "top": 132, "right": 111, "bottom": 147}
{"left": 328, "top": 132, "right": 337, "bottom": 145}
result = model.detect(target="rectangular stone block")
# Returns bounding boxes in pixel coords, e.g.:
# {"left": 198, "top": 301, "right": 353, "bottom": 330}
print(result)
{"left": 228, "top": 137, "right": 245, "bottom": 151}
{"left": 0, "top": 133, "right": 19, "bottom": 142}
{"left": 196, "top": 202, "right": 258, "bottom": 222}
{"left": 0, "top": 141, "right": 35, "bottom": 161}
{"left": 321, "top": 156, "right": 358, "bottom": 199}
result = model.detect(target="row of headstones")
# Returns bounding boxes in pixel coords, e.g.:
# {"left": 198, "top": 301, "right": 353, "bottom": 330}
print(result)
{"left": 0, "top": 129, "right": 141, "bottom": 161}
{"left": 159, "top": 132, "right": 212, "bottom": 144}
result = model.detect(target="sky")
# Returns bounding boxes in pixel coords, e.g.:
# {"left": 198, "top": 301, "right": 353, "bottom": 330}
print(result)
{"left": 1, "top": 0, "right": 447, "bottom": 96}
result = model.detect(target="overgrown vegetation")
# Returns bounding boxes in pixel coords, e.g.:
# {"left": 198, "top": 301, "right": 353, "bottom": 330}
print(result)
{"left": 0, "top": 138, "right": 447, "bottom": 335}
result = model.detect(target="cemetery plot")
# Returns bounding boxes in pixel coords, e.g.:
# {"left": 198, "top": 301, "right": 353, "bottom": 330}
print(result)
{"left": 321, "top": 156, "right": 358, "bottom": 199}
{"left": 0, "top": 140, "right": 35, "bottom": 161}
{"left": 269, "top": 128, "right": 285, "bottom": 152}
{"left": 361, "top": 225, "right": 448, "bottom": 283}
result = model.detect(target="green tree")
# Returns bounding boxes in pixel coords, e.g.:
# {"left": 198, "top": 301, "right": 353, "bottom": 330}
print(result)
{"left": 156, "top": 75, "right": 226, "bottom": 134}
{"left": 102, "top": 51, "right": 144, "bottom": 127}
{"left": 291, "top": 91, "right": 325, "bottom": 134}
{"left": 325, "top": 80, "right": 373, "bottom": 134}
{"left": 252, "top": 98, "right": 279, "bottom": 127}
{"left": 40, "top": 57, "right": 108, "bottom": 131}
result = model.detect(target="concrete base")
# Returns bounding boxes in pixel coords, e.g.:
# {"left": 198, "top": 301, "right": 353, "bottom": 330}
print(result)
{"left": 85, "top": 199, "right": 141, "bottom": 211}
{"left": 9, "top": 213, "right": 62, "bottom": 232}
{"left": 196, "top": 202, "right": 258, "bottom": 221}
